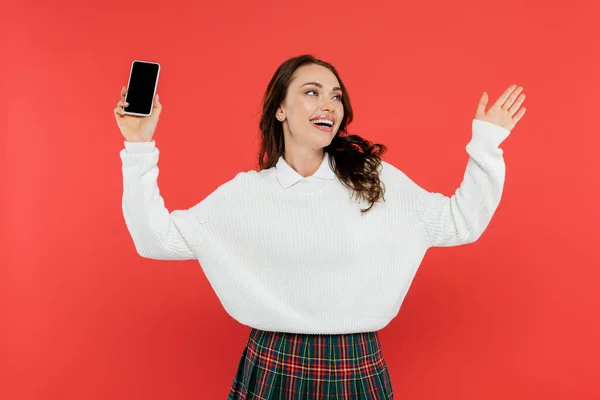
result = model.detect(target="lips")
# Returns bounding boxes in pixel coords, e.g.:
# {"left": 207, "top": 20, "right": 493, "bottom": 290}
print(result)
{"left": 310, "top": 115, "right": 336, "bottom": 124}
{"left": 310, "top": 115, "right": 335, "bottom": 134}
{"left": 311, "top": 120, "right": 334, "bottom": 133}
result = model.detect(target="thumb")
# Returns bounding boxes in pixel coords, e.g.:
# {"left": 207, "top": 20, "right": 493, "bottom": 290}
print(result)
{"left": 153, "top": 93, "right": 162, "bottom": 115}
{"left": 475, "top": 91, "right": 487, "bottom": 119}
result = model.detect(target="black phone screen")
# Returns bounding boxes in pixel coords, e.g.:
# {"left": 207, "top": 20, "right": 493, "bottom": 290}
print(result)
{"left": 125, "top": 61, "right": 160, "bottom": 115}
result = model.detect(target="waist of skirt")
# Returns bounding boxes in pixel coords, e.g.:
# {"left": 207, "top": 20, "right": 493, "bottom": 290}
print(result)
{"left": 246, "top": 328, "right": 386, "bottom": 380}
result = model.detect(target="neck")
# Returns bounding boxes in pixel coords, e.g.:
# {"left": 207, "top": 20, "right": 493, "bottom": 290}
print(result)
{"left": 283, "top": 149, "right": 325, "bottom": 178}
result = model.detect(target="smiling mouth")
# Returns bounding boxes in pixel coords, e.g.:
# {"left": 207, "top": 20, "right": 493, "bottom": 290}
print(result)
{"left": 311, "top": 120, "right": 334, "bottom": 132}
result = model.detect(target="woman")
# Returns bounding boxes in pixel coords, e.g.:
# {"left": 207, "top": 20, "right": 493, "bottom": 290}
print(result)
{"left": 114, "top": 54, "right": 526, "bottom": 399}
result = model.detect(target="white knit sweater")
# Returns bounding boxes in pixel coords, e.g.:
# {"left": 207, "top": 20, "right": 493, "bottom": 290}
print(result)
{"left": 120, "top": 119, "right": 510, "bottom": 334}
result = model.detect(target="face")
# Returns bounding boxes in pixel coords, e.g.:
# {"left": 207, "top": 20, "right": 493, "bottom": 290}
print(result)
{"left": 276, "top": 64, "right": 344, "bottom": 151}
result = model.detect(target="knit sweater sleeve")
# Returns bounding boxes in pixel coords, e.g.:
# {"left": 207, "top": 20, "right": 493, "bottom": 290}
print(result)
{"left": 119, "top": 140, "right": 226, "bottom": 260}
{"left": 405, "top": 119, "right": 512, "bottom": 248}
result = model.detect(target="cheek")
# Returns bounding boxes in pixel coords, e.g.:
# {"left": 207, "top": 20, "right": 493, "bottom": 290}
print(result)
{"left": 336, "top": 105, "right": 344, "bottom": 121}
{"left": 290, "top": 98, "right": 314, "bottom": 117}
{"left": 300, "top": 99, "right": 315, "bottom": 117}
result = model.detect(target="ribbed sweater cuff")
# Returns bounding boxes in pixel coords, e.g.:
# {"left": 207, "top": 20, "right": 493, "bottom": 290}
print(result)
{"left": 470, "top": 119, "right": 511, "bottom": 151}
{"left": 123, "top": 140, "right": 156, "bottom": 153}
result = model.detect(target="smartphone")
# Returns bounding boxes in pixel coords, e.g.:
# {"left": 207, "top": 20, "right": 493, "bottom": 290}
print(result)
{"left": 123, "top": 60, "right": 161, "bottom": 117}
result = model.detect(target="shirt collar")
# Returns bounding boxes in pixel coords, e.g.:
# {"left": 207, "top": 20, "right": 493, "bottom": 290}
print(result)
{"left": 275, "top": 152, "right": 336, "bottom": 188}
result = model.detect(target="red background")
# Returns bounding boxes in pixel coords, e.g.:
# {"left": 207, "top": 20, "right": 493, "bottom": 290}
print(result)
{"left": 3, "top": 0, "right": 599, "bottom": 398}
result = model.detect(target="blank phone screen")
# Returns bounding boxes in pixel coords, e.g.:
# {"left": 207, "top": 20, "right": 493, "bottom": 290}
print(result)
{"left": 125, "top": 61, "right": 159, "bottom": 115}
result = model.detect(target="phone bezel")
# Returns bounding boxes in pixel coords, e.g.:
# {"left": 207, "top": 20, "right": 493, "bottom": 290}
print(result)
{"left": 123, "top": 60, "right": 161, "bottom": 117}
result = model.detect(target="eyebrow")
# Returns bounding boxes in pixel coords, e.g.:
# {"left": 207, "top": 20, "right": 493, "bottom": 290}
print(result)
{"left": 300, "top": 82, "right": 342, "bottom": 92}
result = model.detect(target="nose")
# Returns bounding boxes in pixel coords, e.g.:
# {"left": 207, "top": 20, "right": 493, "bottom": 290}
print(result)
{"left": 320, "top": 98, "right": 335, "bottom": 112}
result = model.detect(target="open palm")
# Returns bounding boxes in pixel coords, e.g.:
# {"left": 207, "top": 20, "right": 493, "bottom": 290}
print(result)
{"left": 475, "top": 84, "right": 526, "bottom": 131}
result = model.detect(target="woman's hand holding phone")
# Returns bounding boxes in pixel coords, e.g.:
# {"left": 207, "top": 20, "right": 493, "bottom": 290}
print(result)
{"left": 114, "top": 86, "right": 162, "bottom": 142}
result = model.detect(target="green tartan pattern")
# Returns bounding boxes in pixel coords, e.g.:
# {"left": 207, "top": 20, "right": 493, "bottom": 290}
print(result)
{"left": 228, "top": 328, "right": 394, "bottom": 399}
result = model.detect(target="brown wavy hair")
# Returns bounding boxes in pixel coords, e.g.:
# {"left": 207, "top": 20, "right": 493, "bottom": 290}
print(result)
{"left": 258, "top": 54, "right": 388, "bottom": 214}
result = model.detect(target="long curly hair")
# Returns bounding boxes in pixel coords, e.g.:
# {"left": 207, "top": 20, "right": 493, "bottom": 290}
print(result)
{"left": 258, "top": 54, "right": 388, "bottom": 214}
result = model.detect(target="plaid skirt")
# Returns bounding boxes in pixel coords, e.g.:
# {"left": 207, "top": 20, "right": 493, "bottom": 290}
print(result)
{"left": 227, "top": 328, "right": 394, "bottom": 399}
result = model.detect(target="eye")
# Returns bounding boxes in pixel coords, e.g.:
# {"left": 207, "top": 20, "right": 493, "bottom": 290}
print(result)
{"left": 305, "top": 90, "right": 343, "bottom": 101}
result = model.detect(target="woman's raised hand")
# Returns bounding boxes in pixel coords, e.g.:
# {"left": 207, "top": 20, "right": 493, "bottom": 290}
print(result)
{"left": 475, "top": 84, "right": 526, "bottom": 132}
{"left": 114, "top": 86, "right": 162, "bottom": 142}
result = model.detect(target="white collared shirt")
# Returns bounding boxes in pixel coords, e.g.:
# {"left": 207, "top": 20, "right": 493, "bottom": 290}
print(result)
{"left": 275, "top": 152, "right": 336, "bottom": 189}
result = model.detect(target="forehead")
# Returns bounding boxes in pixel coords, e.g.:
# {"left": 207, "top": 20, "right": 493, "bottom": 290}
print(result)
{"left": 290, "top": 64, "right": 340, "bottom": 88}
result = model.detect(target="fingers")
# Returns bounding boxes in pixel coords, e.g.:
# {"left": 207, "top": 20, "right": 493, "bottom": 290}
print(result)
{"left": 115, "top": 86, "right": 161, "bottom": 118}
{"left": 114, "top": 106, "right": 125, "bottom": 117}
{"left": 508, "top": 96, "right": 525, "bottom": 119}
{"left": 115, "top": 98, "right": 128, "bottom": 116}
{"left": 503, "top": 86, "right": 523, "bottom": 109}
{"left": 493, "top": 84, "right": 517, "bottom": 109}
{"left": 114, "top": 87, "right": 129, "bottom": 117}
{"left": 513, "top": 107, "right": 526, "bottom": 123}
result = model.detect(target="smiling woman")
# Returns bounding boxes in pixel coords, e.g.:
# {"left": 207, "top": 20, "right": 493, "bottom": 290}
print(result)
{"left": 223, "top": 54, "right": 396, "bottom": 399}
{"left": 118, "top": 51, "right": 520, "bottom": 399}
{"left": 258, "top": 54, "right": 389, "bottom": 214}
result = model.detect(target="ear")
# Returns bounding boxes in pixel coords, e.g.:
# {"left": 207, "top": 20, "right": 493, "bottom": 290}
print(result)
{"left": 276, "top": 106, "right": 285, "bottom": 121}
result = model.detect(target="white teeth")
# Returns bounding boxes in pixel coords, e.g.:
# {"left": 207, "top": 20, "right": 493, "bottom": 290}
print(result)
{"left": 312, "top": 119, "right": 334, "bottom": 126}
